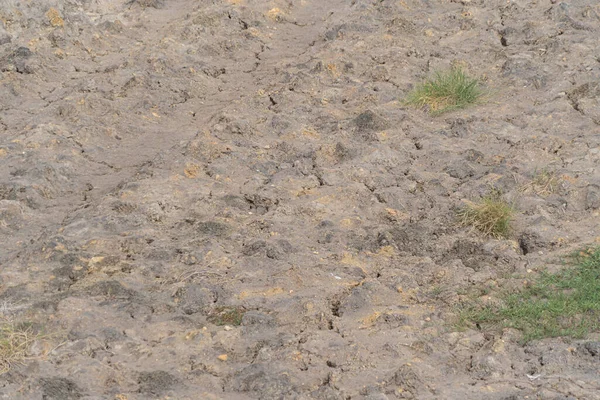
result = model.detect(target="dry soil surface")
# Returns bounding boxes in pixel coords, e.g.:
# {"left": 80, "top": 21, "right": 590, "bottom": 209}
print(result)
{"left": 1, "top": 0, "right": 600, "bottom": 399}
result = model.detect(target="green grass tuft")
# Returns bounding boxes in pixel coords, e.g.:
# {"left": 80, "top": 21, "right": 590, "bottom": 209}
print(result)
{"left": 405, "top": 67, "right": 483, "bottom": 115}
{"left": 457, "top": 191, "right": 514, "bottom": 239}
{"left": 457, "top": 247, "right": 600, "bottom": 343}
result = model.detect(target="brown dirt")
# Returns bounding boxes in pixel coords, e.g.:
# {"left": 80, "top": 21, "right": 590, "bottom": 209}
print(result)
{"left": 1, "top": 0, "right": 599, "bottom": 398}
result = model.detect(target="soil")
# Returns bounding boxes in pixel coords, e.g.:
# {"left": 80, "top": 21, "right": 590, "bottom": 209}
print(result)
{"left": 1, "top": 0, "right": 599, "bottom": 399}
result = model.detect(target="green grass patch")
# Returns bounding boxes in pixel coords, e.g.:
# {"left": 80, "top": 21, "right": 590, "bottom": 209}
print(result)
{"left": 457, "top": 191, "right": 514, "bottom": 239}
{"left": 405, "top": 67, "right": 483, "bottom": 115}
{"left": 458, "top": 247, "right": 600, "bottom": 343}
{"left": 207, "top": 306, "right": 245, "bottom": 326}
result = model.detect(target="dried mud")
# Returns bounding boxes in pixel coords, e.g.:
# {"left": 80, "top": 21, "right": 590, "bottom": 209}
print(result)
{"left": 1, "top": 0, "right": 599, "bottom": 399}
